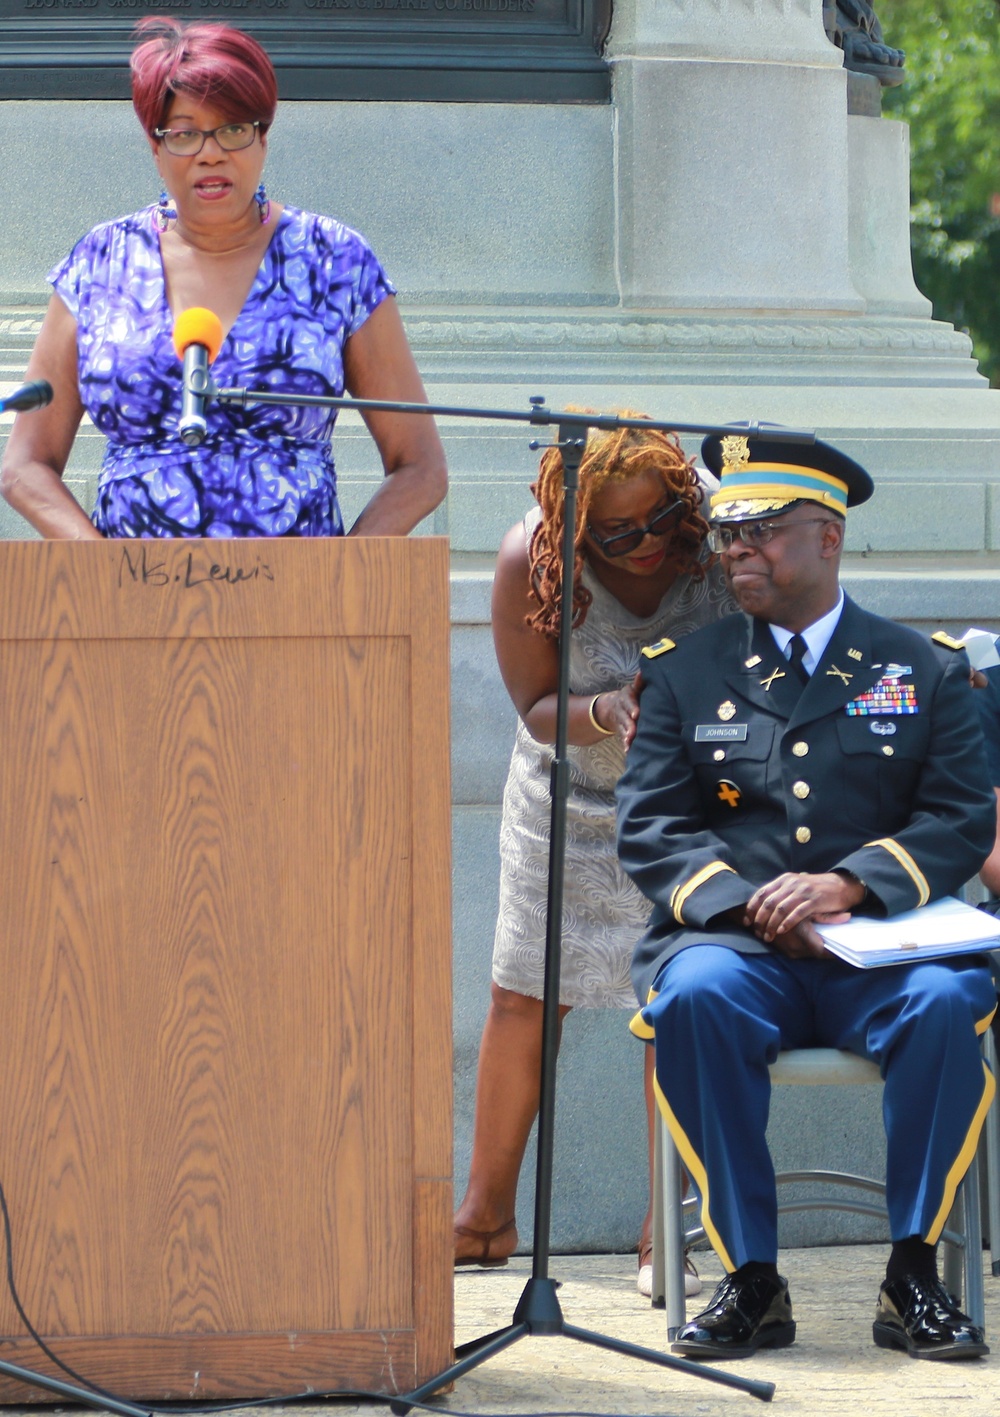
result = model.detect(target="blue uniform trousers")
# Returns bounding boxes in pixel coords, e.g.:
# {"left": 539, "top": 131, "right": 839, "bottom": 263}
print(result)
{"left": 645, "top": 946, "right": 997, "bottom": 1272}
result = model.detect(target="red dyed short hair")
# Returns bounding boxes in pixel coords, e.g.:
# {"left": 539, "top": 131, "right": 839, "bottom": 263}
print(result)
{"left": 130, "top": 19, "right": 278, "bottom": 138}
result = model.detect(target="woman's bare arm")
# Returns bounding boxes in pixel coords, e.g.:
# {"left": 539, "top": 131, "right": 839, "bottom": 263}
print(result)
{"left": 0, "top": 295, "right": 102, "bottom": 540}
{"left": 342, "top": 298, "right": 447, "bottom": 536}
{"left": 491, "top": 522, "right": 639, "bottom": 748}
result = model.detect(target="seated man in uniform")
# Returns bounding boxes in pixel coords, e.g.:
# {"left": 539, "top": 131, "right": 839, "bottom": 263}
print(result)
{"left": 616, "top": 432, "right": 997, "bottom": 1362}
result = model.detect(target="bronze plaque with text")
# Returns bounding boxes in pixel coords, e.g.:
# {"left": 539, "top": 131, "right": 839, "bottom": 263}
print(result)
{"left": 0, "top": 0, "right": 611, "bottom": 100}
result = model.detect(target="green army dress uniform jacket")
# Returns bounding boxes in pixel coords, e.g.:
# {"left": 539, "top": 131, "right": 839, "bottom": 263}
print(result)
{"left": 616, "top": 595, "right": 996, "bottom": 1006}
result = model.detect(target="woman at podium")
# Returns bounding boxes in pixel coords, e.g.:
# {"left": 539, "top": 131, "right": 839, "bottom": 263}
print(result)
{"left": 0, "top": 19, "right": 445, "bottom": 540}
{"left": 454, "top": 417, "right": 734, "bottom": 1296}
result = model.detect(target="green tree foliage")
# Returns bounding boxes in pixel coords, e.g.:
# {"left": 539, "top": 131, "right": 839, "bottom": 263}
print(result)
{"left": 882, "top": 0, "right": 1000, "bottom": 383}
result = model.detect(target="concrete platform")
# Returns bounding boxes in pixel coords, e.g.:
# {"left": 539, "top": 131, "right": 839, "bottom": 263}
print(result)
{"left": 447, "top": 1247, "right": 999, "bottom": 1417}
{"left": 0, "top": 1246, "right": 995, "bottom": 1415}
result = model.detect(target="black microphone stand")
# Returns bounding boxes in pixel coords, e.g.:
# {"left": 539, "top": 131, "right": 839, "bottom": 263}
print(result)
{"left": 213, "top": 387, "right": 798, "bottom": 1410}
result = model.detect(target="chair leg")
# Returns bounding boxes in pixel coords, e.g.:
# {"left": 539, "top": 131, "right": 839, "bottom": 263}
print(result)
{"left": 660, "top": 1111, "right": 688, "bottom": 1338}
{"left": 962, "top": 1152, "right": 985, "bottom": 1333}
{"left": 650, "top": 1108, "right": 665, "bottom": 1307}
{"left": 941, "top": 1161, "right": 986, "bottom": 1335}
{"left": 984, "top": 1026, "right": 1000, "bottom": 1278}
{"left": 942, "top": 1185, "right": 964, "bottom": 1305}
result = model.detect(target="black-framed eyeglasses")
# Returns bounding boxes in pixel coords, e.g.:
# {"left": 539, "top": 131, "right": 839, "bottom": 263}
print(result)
{"left": 707, "top": 517, "right": 835, "bottom": 553}
{"left": 154, "top": 120, "right": 261, "bottom": 157}
{"left": 586, "top": 498, "right": 685, "bottom": 558}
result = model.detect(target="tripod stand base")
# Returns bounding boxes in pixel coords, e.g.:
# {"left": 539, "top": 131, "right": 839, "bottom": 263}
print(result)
{"left": 0, "top": 1357, "right": 150, "bottom": 1417}
{"left": 390, "top": 1276, "right": 775, "bottom": 1411}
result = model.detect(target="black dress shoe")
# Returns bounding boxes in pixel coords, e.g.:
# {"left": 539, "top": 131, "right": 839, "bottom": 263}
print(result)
{"left": 873, "top": 1274, "right": 989, "bottom": 1360}
{"left": 671, "top": 1270, "right": 795, "bottom": 1360}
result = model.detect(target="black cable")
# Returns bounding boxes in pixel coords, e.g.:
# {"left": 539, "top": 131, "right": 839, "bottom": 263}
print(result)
{"left": 1, "top": 1179, "right": 662, "bottom": 1417}
{"left": 0, "top": 1175, "right": 141, "bottom": 1406}
{"left": 0, "top": 1179, "right": 386, "bottom": 1414}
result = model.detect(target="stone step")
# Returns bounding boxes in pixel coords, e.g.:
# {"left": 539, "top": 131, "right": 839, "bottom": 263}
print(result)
{"left": 451, "top": 553, "right": 1000, "bottom": 629}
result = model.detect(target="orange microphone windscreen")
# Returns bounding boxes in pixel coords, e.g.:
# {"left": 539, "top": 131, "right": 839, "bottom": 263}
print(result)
{"left": 172, "top": 307, "right": 224, "bottom": 363}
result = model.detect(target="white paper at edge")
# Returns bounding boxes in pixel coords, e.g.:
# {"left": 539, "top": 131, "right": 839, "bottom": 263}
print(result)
{"left": 962, "top": 627, "right": 1000, "bottom": 671}
{"left": 817, "top": 896, "right": 1000, "bottom": 962}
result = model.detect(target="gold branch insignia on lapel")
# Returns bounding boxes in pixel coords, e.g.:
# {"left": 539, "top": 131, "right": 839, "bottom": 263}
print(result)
{"left": 760, "top": 668, "right": 786, "bottom": 691}
{"left": 825, "top": 664, "right": 853, "bottom": 685}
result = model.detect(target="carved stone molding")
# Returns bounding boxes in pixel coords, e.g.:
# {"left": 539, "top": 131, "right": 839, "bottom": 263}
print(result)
{"left": 402, "top": 314, "right": 974, "bottom": 359}
{"left": 0, "top": 308, "right": 981, "bottom": 390}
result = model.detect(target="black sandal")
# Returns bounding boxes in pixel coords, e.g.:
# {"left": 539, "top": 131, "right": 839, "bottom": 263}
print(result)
{"left": 454, "top": 1217, "right": 517, "bottom": 1268}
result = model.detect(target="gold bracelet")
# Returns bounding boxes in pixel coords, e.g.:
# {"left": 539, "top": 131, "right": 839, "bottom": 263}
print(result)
{"left": 588, "top": 694, "right": 615, "bottom": 736}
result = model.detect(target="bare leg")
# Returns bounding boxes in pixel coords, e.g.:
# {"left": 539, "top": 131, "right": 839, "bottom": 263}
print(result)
{"left": 454, "top": 981, "right": 570, "bottom": 1263}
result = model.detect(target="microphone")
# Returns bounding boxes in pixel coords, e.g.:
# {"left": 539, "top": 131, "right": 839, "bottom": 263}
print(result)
{"left": 172, "top": 308, "right": 224, "bottom": 448}
{"left": 0, "top": 380, "right": 54, "bottom": 414}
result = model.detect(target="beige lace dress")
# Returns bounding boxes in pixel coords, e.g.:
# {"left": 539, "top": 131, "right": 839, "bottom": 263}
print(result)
{"left": 492, "top": 498, "right": 734, "bottom": 1008}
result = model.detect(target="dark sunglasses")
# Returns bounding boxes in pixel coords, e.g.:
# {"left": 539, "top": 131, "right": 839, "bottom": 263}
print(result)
{"left": 586, "top": 498, "right": 685, "bottom": 558}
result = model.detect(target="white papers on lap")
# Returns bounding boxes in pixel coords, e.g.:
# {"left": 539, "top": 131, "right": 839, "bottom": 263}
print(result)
{"left": 816, "top": 896, "right": 1000, "bottom": 968}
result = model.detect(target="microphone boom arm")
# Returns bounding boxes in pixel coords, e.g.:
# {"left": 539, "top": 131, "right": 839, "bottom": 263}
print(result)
{"left": 212, "top": 384, "right": 816, "bottom": 445}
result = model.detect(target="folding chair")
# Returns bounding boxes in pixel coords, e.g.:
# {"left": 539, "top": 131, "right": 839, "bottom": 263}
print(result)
{"left": 650, "top": 1046, "right": 991, "bottom": 1338}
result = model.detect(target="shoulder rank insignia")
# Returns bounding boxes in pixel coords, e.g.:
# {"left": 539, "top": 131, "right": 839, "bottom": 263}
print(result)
{"left": 642, "top": 637, "right": 676, "bottom": 659}
{"left": 931, "top": 631, "right": 966, "bottom": 652}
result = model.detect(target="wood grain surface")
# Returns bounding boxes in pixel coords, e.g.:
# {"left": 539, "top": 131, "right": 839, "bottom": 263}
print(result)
{"left": 0, "top": 538, "right": 452, "bottom": 1399}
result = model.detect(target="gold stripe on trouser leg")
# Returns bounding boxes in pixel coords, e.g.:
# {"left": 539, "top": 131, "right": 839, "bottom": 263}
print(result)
{"left": 629, "top": 987, "right": 659, "bottom": 1042}
{"left": 653, "top": 1069, "right": 736, "bottom": 1273}
{"left": 975, "top": 1003, "right": 997, "bottom": 1037}
{"left": 924, "top": 1056, "right": 996, "bottom": 1246}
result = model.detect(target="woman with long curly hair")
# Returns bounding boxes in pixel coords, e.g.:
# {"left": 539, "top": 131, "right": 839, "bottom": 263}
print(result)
{"left": 454, "top": 414, "right": 734, "bottom": 1295}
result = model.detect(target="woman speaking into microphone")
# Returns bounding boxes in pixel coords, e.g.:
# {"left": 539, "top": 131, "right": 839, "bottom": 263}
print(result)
{"left": 1, "top": 19, "right": 446, "bottom": 540}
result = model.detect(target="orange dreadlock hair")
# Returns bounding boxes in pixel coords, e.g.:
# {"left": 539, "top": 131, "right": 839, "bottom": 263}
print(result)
{"left": 526, "top": 411, "right": 708, "bottom": 640}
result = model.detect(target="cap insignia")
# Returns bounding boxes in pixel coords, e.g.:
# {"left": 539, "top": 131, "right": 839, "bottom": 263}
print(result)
{"left": 720, "top": 435, "right": 751, "bottom": 475}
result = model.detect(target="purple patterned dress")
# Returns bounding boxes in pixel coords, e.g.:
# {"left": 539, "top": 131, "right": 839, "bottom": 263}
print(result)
{"left": 49, "top": 205, "right": 395, "bottom": 538}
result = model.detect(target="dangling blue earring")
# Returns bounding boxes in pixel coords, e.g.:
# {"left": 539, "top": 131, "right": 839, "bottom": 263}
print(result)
{"left": 155, "top": 190, "right": 176, "bottom": 232}
{"left": 255, "top": 181, "right": 271, "bottom": 226}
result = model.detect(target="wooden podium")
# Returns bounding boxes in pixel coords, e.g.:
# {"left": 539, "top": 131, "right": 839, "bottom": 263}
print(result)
{"left": 0, "top": 537, "right": 453, "bottom": 1401}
